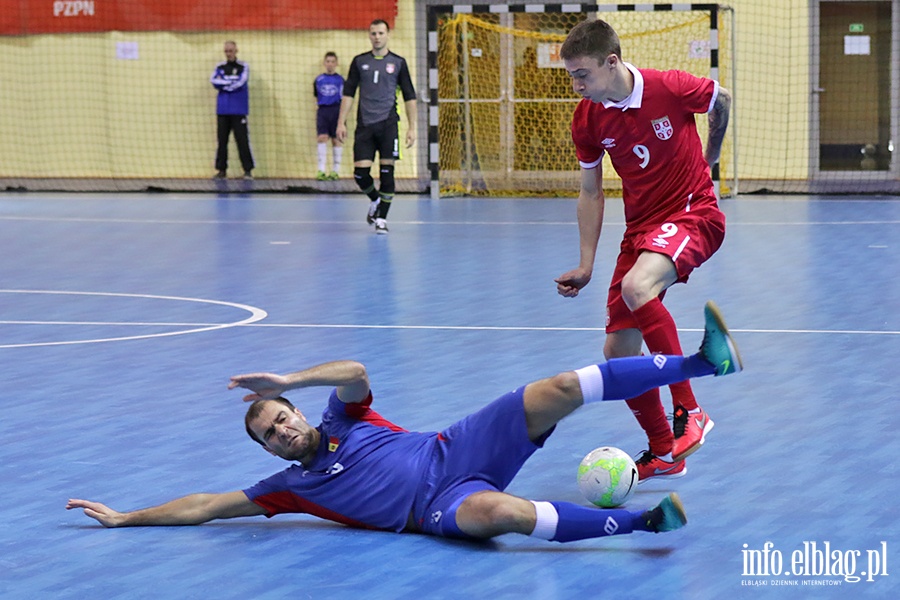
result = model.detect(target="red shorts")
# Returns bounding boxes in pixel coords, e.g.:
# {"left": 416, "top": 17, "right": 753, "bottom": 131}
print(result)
{"left": 606, "top": 201, "right": 725, "bottom": 333}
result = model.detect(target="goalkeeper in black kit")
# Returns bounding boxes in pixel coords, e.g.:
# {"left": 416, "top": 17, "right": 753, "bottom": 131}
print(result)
{"left": 337, "top": 19, "right": 417, "bottom": 235}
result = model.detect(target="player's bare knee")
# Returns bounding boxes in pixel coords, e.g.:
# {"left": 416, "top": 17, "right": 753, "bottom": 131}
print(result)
{"left": 488, "top": 502, "right": 532, "bottom": 532}
{"left": 467, "top": 493, "right": 531, "bottom": 532}
{"left": 457, "top": 492, "right": 533, "bottom": 537}
{"left": 549, "top": 372, "right": 583, "bottom": 407}
{"left": 620, "top": 273, "right": 652, "bottom": 310}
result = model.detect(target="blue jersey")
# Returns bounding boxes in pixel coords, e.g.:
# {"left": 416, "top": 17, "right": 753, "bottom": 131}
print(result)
{"left": 314, "top": 72, "right": 344, "bottom": 107}
{"left": 244, "top": 391, "right": 438, "bottom": 532}
{"left": 210, "top": 60, "right": 249, "bottom": 115}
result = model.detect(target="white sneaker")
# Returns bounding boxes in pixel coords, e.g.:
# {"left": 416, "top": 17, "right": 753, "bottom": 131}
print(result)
{"left": 374, "top": 218, "right": 388, "bottom": 234}
{"left": 366, "top": 199, "right": 380, "bottom": 225}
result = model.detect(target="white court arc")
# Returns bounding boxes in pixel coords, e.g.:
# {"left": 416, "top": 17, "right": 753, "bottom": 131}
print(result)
{"left": 0, "top": 290, "right": 267, "bottom": 349}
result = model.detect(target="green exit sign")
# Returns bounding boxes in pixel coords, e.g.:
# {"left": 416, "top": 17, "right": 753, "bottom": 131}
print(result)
{"left": 849, "top": 23, "right": 864, "bottom": 33}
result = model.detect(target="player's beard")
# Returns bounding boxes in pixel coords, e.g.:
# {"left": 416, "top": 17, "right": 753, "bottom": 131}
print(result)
{"left": 286, "top": 428, "right": 317, "bottom": 463}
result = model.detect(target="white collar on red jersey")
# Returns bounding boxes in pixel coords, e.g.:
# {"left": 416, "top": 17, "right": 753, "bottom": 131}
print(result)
{"left": 602, "top": 62, "right": 643, "bottom": 111}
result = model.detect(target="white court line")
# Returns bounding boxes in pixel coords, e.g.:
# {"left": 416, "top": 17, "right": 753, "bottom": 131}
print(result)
{"left": 2, "top": 320, "right": 898, "bottom": 336}
{"left": 2, "top": 215, "right": 900, "bottom": 226}
{"left": 0, "top": 290, "right": 267, "bottom": 349}
{"left": 240, "top": 324, "right": 900, "bottom": 335}
{"left": 0, "top": 215, "right": 900, "bottom": 227}
{"left": 1, "top": 215, "right": 579, "bottom": 226}
{"left": 0, "top": 215, "right": 576, "bottom": 226}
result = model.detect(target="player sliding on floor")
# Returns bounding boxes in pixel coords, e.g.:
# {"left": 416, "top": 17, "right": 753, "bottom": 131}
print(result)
{"left": 68, "top": 301, "right": 742, "bottom": 544}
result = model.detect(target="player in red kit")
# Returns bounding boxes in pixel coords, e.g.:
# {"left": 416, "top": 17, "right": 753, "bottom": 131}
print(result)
{"left": 555, "top": 18, "right": 733, "bottom": 482}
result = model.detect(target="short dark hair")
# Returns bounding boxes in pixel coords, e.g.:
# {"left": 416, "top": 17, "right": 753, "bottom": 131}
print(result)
{"left": 560, "top": 19, "right": 621, "bottom": 63}
{"left": 244, "top": 397, "right": 297, "bottom": 447}
{"left": 370, "top": 18, "right": 390, "bottom": 32}
{"left": 324, "top": 51, "right": 337, "bottom": 60}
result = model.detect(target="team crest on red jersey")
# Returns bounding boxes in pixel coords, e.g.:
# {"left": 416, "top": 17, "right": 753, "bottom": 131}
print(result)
{"left": 386, "top": 62, "right": 396, "bottom": 74}
{"left": 652, "top": 117, "right": 673, "bottom": 140}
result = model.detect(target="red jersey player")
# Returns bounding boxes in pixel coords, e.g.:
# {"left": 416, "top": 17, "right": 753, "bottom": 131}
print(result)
{"left": 554, "top": 19, "right": 733, "bottom": 482}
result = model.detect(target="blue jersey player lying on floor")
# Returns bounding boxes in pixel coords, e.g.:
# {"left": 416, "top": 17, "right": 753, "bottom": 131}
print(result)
{"left": 67, "top": 301, "right": 742, "bottom": 544}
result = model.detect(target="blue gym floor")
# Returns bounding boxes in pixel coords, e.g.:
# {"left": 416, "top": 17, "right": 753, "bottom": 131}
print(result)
{"left": 1, "top": 192, "right": 897, "bottom": 599}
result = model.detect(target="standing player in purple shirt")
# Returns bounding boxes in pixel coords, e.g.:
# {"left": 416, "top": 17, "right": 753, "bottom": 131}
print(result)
{"left": 68, "top": 302, "right": 741, "bottom": 544}
{"left": 314, "top": 52, "right": 345, "bottom": 181}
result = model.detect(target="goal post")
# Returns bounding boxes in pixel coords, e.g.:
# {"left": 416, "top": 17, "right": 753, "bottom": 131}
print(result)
{"left": 426, "top": 3, "right": 736, "bottom": 198}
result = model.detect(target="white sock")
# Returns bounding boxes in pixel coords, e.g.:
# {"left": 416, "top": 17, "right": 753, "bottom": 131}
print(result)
{"left": 317, "top": 143, "right": 327, "bottom": 171}
{"left": 530, "top": 501, "right": 559, "bottom": 540}
{"left": 575, "top": 365, "right": 605, "bottom": 404}
{"left": 332, "top": 147, "right": 343, "bottom": 172}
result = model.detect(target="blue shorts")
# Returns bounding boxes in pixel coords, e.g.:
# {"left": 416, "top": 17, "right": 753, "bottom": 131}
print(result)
{"left": 316, "top": 104, "right": 340, "bottom": 138}
{"left": 411, "top": 386, "right": 555, "bottom": 539}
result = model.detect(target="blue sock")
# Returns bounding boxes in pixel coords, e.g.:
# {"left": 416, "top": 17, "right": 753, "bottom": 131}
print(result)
{"left": 549, "top": 501, "right": 647, "bottom": 542}
{"left": 597, "top": 354, "right": 715, "bottom": 401}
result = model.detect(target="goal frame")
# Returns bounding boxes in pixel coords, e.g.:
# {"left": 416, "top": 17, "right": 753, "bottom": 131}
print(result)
{"left": 425, "top": 3, "right": 737, "bottom": 198}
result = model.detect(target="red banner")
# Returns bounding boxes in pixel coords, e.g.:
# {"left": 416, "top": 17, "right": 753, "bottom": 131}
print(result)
{"left": 0, "top": 1, "right": 397, "bottom": 36}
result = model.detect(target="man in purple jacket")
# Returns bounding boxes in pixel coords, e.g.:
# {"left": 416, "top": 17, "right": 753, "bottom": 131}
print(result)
{"left": 210, "top": 40, "right": 255, "bottom": 180}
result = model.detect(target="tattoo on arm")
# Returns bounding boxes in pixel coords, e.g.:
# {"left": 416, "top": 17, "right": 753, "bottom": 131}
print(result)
{"left": 706, "top": 87, "right": 731, "bottom": 166}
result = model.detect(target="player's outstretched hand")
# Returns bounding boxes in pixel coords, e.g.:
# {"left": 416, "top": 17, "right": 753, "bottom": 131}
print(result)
{"left": 66, "top": 499, "right": 124, "bottom": 528}
{"left": 228, "top": 372, "right": 291, "bottom": 402}
{"left": 555, "top": 268, "right": 592, "bottom": 298}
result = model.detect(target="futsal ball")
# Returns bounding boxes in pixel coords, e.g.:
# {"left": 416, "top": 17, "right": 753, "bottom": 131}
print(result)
{"left": 577, "top": 446, "right": 638, "bottom": 508}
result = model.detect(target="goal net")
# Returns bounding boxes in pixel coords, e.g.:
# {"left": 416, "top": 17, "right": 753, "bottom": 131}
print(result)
{"left": 429, "top": 4, "right": 734, "bottom": 197}
{"left": 0, "top": 0, "right": 419, "bottom": 193}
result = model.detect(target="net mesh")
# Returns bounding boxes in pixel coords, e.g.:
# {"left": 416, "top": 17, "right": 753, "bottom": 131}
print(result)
{"left": 2, "top": 2, "right": 897, "bottom": 195}
{"left": 436, "top": 9, "right": 733, "bottom": 197}
{"left": 0, "top": 0, "right": 417, "bottom": 192}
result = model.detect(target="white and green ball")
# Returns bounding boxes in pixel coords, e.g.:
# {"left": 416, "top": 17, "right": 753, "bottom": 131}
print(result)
{"left": 577, "top": 446, "right": 638, "bottom": 508}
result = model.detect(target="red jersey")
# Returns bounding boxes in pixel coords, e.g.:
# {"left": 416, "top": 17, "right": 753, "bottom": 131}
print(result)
{"left": 571, "top": 64, "right": 719, "bottom": 231}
